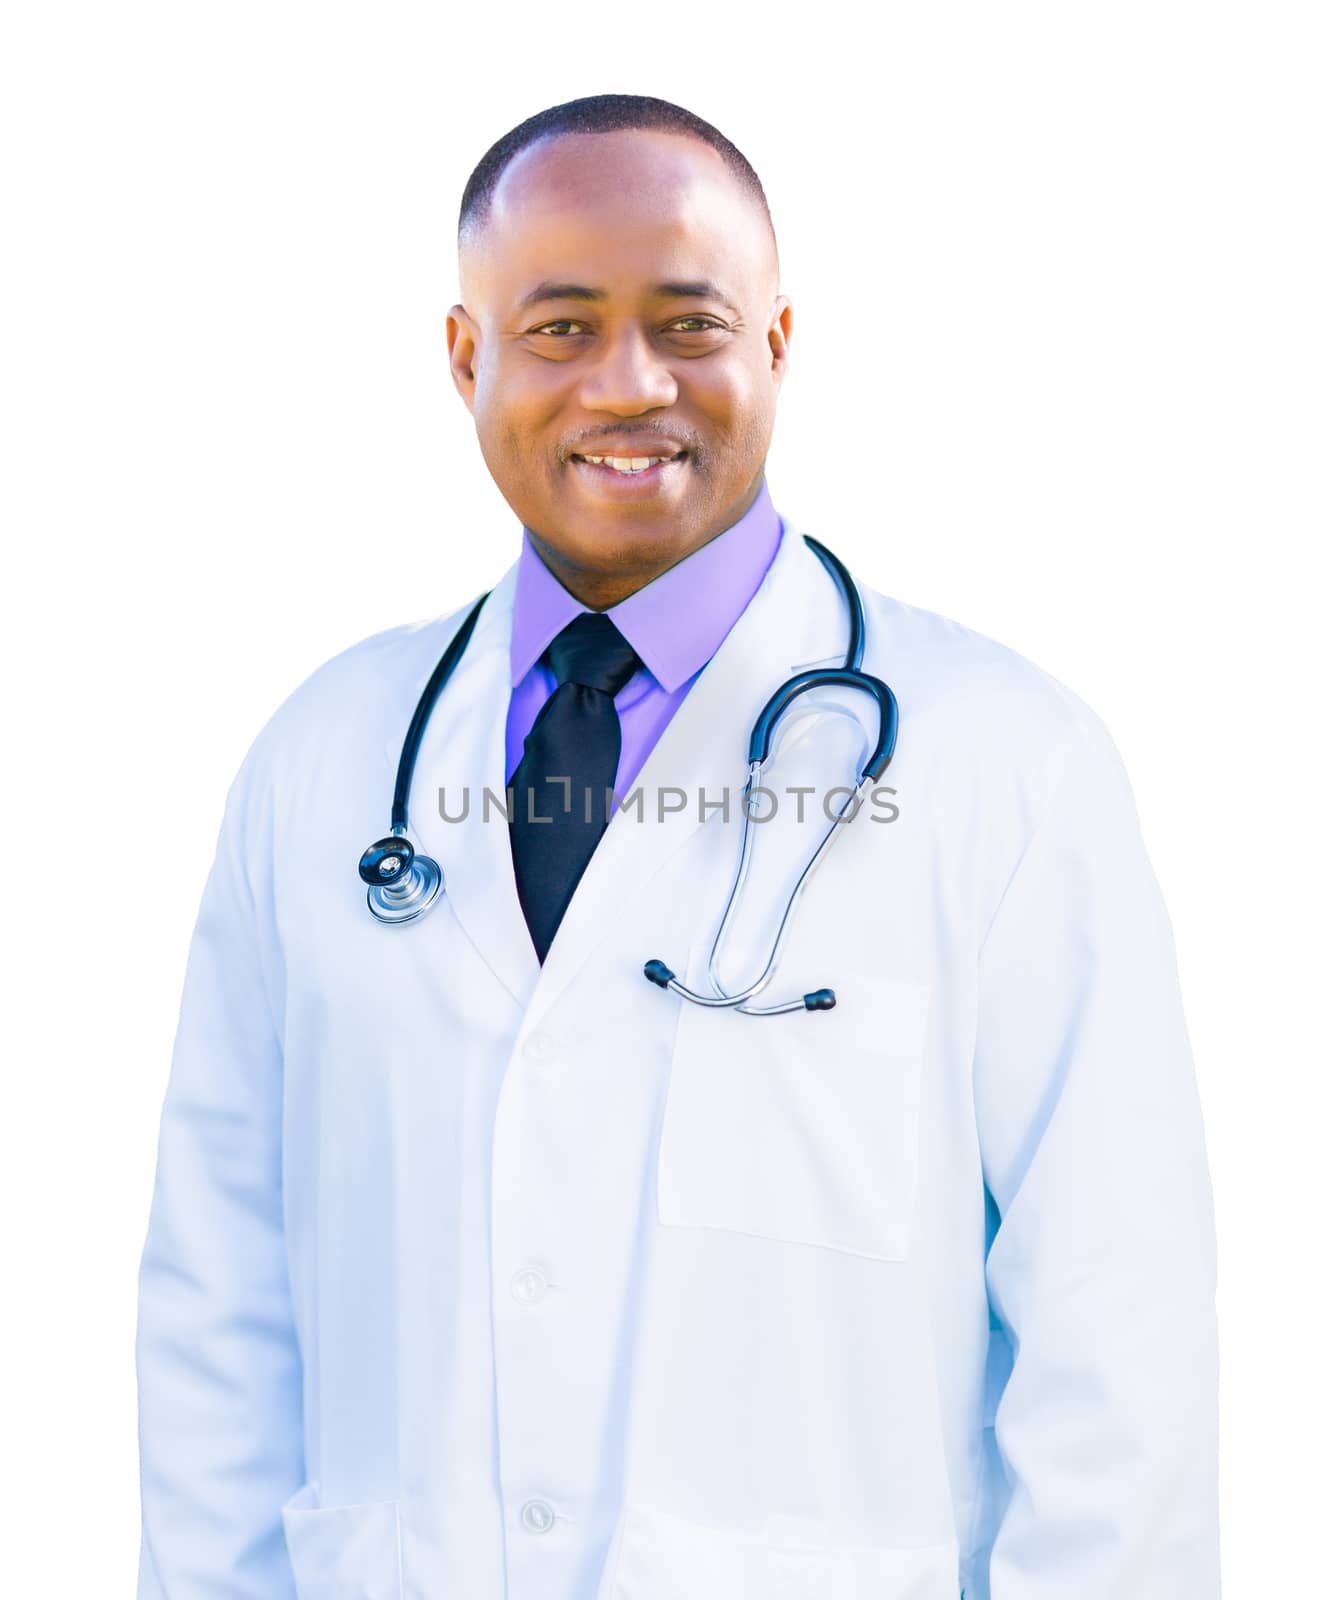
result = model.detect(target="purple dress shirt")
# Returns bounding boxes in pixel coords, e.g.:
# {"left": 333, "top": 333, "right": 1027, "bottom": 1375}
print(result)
{"left": 506, "top": 477, "right": 784, "bottom": 797}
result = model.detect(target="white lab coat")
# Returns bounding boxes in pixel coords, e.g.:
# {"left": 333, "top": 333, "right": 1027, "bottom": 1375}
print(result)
{"left": 135, "top": 519, "right": 1221, "bottom": 1599}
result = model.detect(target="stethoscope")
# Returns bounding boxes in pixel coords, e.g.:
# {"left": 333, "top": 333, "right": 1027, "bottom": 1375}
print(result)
{"left": 358, "top": 535, "right": 898, "bottom": 1016}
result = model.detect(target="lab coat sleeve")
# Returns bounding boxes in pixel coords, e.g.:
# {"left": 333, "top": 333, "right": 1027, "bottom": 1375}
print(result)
{"left": 971, "top": 704, "right": 1221, "bottom": 1597}
{"left": 135, "top": 738, "right": 302, "bottom": 1598}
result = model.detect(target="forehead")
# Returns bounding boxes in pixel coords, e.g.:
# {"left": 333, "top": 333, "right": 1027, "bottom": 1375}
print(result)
{"left": 461, "top": 129, "right": 773, "bottom": 316}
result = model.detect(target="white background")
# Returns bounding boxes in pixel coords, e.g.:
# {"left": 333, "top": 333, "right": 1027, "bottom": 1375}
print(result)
{"left": 2, "top": 2, "right": 1325, "bottom": 1591}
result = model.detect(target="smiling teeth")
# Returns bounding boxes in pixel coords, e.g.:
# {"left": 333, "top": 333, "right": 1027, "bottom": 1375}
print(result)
{"left": 580, "top": 456, "right": 670, "bottom": 473}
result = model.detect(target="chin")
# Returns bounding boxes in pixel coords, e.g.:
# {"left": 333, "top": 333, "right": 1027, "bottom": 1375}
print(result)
{"left": 541, "top": 508, "right": 689, "bottom": 568}
{"left": 578, "top": 521, "right": 698, "bottom": 570}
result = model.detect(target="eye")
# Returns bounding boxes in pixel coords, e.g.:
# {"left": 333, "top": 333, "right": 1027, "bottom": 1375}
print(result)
{"left": 529, "top": 316, "right": 724, "bottom": 337}
{"left": 530, "top": 320, "right": 587, "bottom": 337}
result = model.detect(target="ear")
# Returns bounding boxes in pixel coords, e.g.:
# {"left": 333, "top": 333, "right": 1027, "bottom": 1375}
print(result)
{"left": 446, "top": 304, "right": 480, "bottom": 413}
{"left": 768, "top": 295, "right": 793, "bottom": 386}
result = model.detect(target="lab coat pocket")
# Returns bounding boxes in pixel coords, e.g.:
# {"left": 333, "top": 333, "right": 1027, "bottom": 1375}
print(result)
{"left": 657, "top": 967, "right": 933, "bottom": 1261}
{"left": 280, "top": 1481, "right": 403, "bottom": 1600}
{"left": 605, "top": 1504, "right": 766, "bottom": 1599}
{"left": 764, "top": 1515, "right": 961, "bottom": 1599}
{"left": 604, "top": 1504, "right": 959, "bottom": 1600}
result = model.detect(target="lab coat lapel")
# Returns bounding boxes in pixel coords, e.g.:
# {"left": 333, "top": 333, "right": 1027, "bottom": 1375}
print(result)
{"left": 382, "top": 561, "right": 542, "bottom": 1013}
{"left": 527, "top": 522, "right": 840, "bottom": 1027}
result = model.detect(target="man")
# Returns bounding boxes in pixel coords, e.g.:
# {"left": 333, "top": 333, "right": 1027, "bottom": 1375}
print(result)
{"left": 135, "top": 93, "right": 1221, "bottom": 1599}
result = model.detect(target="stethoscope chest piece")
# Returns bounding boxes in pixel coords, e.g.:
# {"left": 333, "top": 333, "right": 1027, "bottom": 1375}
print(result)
{"left": 357, "top": 590, "right": 491, "bottom": 927}
{"left": 359, "top": 834, "right": 444, "bottom": 925}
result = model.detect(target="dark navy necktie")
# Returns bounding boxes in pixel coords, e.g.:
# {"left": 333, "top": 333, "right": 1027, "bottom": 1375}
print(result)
{"left": 509, "top": 612, "right": 643, "bottom": 963}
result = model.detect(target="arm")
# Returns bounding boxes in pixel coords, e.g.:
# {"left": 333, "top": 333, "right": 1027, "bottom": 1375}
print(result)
{"left": 972, "top": 706, "right": 1221, "bottom": 1597}
{"left": 135, "top": 741, "right": 303, "bottom": 1597}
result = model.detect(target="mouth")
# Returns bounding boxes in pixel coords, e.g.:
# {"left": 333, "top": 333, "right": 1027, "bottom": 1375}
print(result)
{"left": 567, "top": 450, "right": 689, "bottom": 495}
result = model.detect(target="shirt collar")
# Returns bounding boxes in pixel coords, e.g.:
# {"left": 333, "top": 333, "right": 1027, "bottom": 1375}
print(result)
{"left": 509, "top": 476, "right": 784, "bottom": 692}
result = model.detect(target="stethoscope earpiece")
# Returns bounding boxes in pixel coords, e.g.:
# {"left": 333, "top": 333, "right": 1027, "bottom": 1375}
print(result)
{"left": 645, "top": 959, "right": 838, "bottom": 1015}
{"left": 359, "top": 833, "right": 445, "bottom": 925}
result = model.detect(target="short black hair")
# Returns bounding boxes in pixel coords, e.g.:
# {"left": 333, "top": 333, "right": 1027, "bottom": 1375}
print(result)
{"left": 457, "top": 92, "right": 775, "bottom": 254}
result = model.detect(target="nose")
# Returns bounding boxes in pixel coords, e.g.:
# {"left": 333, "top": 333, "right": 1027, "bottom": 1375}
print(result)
{"left": 576, "top": 321, "right": 678, "bottom": 415}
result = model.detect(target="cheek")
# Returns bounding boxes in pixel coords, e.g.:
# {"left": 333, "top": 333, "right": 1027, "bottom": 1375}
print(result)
{"left": 475, "top": 341, "right": 550, "bottom": 420}
{"left": 689, "top": 362, "right": 774, "bottom": 466}
{"left": 693, "top": 355, "right": 769, "bottom": 432}
{"left": 474, "top": 371, "right": 557, "bottom": 472}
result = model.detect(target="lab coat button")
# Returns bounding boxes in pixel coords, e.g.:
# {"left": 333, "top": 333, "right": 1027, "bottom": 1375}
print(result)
{"left": 525, "top": 1031, "right": 553, "bottom": 1059}
{"left": 520, "top": 1498, "right": 555, "bottom": 1534}
{"left": 510, "top": 1267, "right": 547, "bottom": 1304}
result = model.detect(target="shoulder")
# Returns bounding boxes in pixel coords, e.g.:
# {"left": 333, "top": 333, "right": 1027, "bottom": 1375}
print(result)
{"left": 228, "top": 598, "right": 482, "bottom": 804}
{"left": 855, "top": 579, "right": 1129, "bottom": 812}
{"left": 866, "top": 579, "right": 1115, "bottom": 737}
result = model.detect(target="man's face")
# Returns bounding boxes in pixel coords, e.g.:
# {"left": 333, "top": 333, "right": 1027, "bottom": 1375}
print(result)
{"left": 447, "top": 129, "right": 792, "bottom": 594}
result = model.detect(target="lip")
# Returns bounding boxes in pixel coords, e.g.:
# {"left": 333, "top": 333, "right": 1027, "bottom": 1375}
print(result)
{"left": 567, "top": 453, "right": 689, "bottom": 497}
{"left": 568, "top": 437, "right": 687, "bottom": 459}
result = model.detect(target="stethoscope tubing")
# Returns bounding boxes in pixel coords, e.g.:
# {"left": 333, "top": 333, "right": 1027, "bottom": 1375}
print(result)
{"left": 390, "top": 589, "right": 491, "bottom": 835}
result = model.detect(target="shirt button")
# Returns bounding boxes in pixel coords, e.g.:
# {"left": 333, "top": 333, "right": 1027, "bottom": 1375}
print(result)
{"left": 520, "top": 1498, "right": 556, "bottom": 1534}
{"left": 510, "top": 1267, "right": 547, "bottom": 1304}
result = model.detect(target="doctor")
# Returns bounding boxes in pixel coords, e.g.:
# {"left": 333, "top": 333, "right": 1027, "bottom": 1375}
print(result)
{"left": 135, "top": 92, "right": 1221, "bottom": 1599}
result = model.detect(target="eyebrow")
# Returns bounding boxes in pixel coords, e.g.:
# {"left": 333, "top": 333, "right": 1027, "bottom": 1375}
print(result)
{"left": 516, "top": 279, "right": 741, "bottom": 316}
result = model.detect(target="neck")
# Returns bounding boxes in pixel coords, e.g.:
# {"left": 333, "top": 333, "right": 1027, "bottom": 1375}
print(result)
{"left": 524, "top": 536, "right": 691, "bottom": 610}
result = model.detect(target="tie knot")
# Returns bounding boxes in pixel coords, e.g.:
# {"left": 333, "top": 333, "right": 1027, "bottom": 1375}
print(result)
{"left": 546, "top": 611, "right": 643, "bottom": 697}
